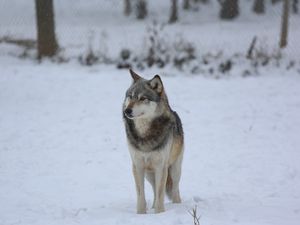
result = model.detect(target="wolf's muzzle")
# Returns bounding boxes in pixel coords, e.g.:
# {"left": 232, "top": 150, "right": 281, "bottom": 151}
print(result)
{"left": 124, "top": 108, "right": 133, "bottom": 118}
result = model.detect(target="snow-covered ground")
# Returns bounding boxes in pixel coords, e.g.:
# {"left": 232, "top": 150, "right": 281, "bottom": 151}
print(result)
{"left": 1, "top": 58, "right": 300, "bottom": 225}
{"left": 1, "top": 1, "right": 300, "bottom": 225}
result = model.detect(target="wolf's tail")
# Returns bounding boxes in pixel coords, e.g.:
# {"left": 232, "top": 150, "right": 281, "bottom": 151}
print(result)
{"left": 166, "top": 167, "right": 173, "bottom": 199}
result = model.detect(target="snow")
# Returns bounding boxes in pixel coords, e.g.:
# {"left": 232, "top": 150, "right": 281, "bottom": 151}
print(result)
{"left": 0, "top": 59, "right": 300, "bottom": 225}
{"left": 1, "top": 1, "right": 300, "bottom": 225}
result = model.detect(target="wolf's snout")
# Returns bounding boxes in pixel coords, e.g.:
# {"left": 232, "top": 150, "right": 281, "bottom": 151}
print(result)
{"left": 124, "top": 108, "right": 133, "bottom": 117}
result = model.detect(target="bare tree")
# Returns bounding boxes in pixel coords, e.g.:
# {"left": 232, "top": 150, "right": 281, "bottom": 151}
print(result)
{"left": 124, "top": 0, "right": 131, "bottom": 16}
{"left": 219, "top": 0, "right": 239, "bottom": 20}
{"left": 279, "top": 0, "right": 290, "bottom": 48}
{"left": 169, "top": 0, "right": 179, "bottom": 23}
{"left": 183, "top": 0, "right": 190, "bottom": 10}
{"left": 35, "top": 0, "right": 58, "bottom": 58}
{"left": 253, "top": 0, "right": 265, "bottom": 14}
{"left": 293, "top": 0, "right": 298, "bottom": 13}
{"left": 271, "top": 0, "right": 281, "bottom": 4}
{"left": 194, "top": 0, "right": 209, "bottom": 3}
{"left": 135, "top": 0, "right": 147, "bottom": 19}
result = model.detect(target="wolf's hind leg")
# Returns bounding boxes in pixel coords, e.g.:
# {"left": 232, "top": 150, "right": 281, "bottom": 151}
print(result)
{"left": 168, "top": 155, "right": 183, "bottom": 203}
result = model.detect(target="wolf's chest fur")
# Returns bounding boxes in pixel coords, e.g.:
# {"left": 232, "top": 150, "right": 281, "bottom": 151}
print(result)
{"left": 124, "top": 115, "right": 173, "bottom": 152}
{"left": 134, "top": 118, "right": 152, "bottom": 136}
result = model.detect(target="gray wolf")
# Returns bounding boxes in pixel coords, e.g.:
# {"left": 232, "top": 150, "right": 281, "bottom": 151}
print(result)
{"left": 122, "top": 69, "right": 184, "bottom": 214}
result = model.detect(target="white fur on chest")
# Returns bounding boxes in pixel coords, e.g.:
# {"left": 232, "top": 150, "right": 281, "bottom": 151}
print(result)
{"left": 128, "top": 136, "right": 173, "bottom": 171}
{"left": 134, "top": 118, "right": 152, "bottom": 136}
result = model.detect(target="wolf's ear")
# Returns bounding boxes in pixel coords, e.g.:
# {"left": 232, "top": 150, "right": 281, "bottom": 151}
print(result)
{"left": 149, "top": 75, "right": 163, "bottom": 93}
{"left": 129, "top": 69, "right": 141, "bottom": 82}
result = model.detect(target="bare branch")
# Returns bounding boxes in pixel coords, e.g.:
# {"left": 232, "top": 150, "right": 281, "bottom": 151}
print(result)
{"left": 246, "top": 36, "right": 257, "bottom": 59}
{"left": 188, "top": 205, "right": 201, "bottom": 225}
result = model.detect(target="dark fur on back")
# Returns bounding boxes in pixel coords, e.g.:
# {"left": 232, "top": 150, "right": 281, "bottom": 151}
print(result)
{"left": 173, "top": 111, "right": 183, "bottom": 138}
{"left": 123, "top": 110, "right": 183, "bottom": 152}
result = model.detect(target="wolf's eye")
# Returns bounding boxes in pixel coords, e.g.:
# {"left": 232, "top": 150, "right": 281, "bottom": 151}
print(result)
{"left": 140, "top": 96, "right": 149, "bottom": 102}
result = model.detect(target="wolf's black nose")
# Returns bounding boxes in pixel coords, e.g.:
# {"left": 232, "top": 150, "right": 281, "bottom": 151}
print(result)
{"left": 125, "top": 108, "right": 132, "bottom": 116}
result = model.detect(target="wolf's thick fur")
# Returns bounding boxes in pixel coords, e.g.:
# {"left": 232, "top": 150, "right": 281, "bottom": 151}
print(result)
{"left": 123, "top": 69, "right": 184, "bottom": 214}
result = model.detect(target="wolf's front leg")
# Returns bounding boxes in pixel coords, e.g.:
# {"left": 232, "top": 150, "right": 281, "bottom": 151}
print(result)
{"left": 154, "top": 166, "right": 168, "bottom": 213}
{"left": 132, "top": 164, "right": 146, "bottom": 214}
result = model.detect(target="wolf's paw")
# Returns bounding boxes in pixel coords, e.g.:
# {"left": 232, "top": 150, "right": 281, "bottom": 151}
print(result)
{"left": 172, "top": 193, "right": 181, "bottom": 203}
{"left": 172, "top": 196, "right": 181, "bottom": 203}
{"left": 154, "top": 206, "right": 165, "bottom": 214}
{"left": 137, "top": 204, "right": 147, "bottom": 214}
{"left": 137, "top": 199, "right": 146, "bottom": 214}
{"left": 137, "top": 209, "right": 147, "bottom": 214}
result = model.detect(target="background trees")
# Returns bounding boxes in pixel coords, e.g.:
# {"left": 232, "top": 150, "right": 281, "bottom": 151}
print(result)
{"left": 32, "top": 0, "right": 295, "bottom": 59}
{"left": 135, "top": 0, "right": 148, "bottom": 19}
{"left": 253, "top": 0, "right": 265, "bottom": 14}
{"left": 183, "top": 0, "right": 190, "bottom": 10}
{"left": 292, "top": 0, "right": 298, "bottom": 13}
{"left": 35, "top": 0, "right": 58, "bottom": 59}
{"left": 279, "top": 0, "right": 290, "bottom": 48}
{"left": 219, "top": 0, "right": 239, "bottom": 19}
{"left": 169, "top": 0, "right": 179, "bottom": 23}
{"left": 124, "top": 0, "right": 132, "bottom": 16}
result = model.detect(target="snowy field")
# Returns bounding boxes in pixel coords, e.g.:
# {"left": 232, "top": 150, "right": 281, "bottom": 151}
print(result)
{"left": 1, "top": 1, "right": 300, "bottom": 225}
{"left": 1, "top": 59, "right": 300, "bottom": 225}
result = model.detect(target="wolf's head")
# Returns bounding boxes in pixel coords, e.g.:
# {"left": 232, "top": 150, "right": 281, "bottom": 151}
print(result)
{"left": 123, "top": 69, "right": 169, "bottom": 120}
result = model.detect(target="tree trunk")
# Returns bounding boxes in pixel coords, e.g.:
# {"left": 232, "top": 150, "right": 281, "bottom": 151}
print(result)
{"left": 219, "top": 0, "right": 239, "bottom": 20}
{"left": 279, "top": 0, "right": 290, "bottom": 48}
{"left": 253, "top": 0, "right": 265, "bottom": 14}
{"left": 271, "top": 0, "right": 281, "bottom": 4}
{"left": 135, "top": 0, "right": 147, "bottom": 19}
{"left": 35, "top": 0, "right": 58, "bottom": 59}
{"left": 183, "top": 0, "right": 190, "bottom": 10}
{"left": 124, "top": 0, "right": 131, "bottom": 16}
{"left": 169, "top": 0, "right": 178, "bottom": 23}
{"left": 293, "top": 0, "right": 298, "bottom": 13}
